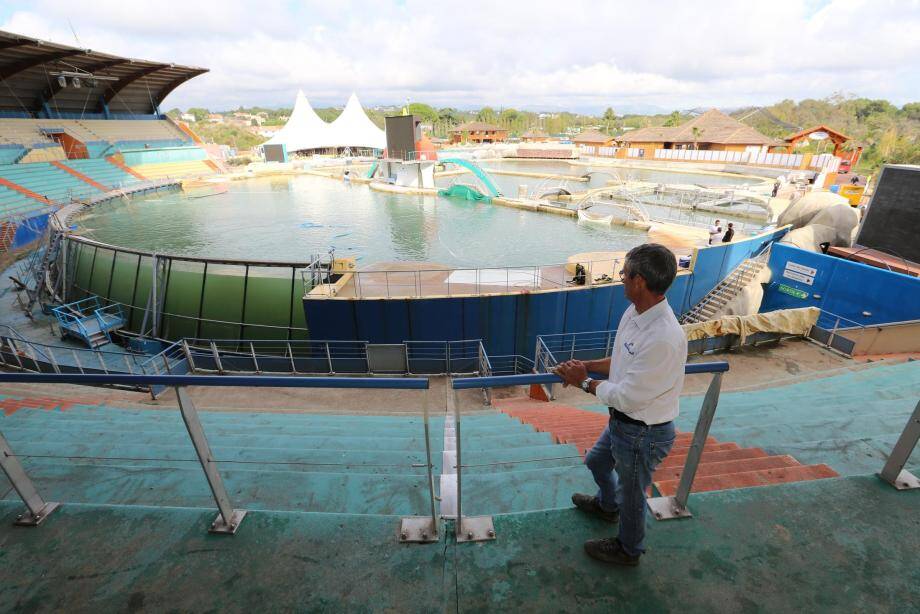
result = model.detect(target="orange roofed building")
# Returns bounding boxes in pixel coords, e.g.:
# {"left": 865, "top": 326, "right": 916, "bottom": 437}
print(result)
{"left": 449, "top": 121, "right": 508, "bottom": 144}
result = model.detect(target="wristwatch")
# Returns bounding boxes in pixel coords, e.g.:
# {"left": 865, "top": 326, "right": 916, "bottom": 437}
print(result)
{"left": 580, "top": 377, "right": 593, "bottom": 393}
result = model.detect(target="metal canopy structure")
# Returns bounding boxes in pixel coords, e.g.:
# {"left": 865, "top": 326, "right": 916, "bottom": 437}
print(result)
{"left": 0, "top": 30, "right": 207, "bottom": 117}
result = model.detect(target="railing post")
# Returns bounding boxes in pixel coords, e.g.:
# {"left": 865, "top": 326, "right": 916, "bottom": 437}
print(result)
{"left": 183, "top": 340, "right": 196, "bottom": 372}
{"left": 249, "top": 342, "right": 260, "bottom": 374}
{"left": 453, "top": 384, "right": 496, "bottom": 543}
{"left": 174, "top": 386, "right": 246, "bottom": 533}
{"left": 878, "top": 399, "right": 920, "bottom": 490}
{"left": 399, "top": 388, "right": 439, "bottom": 543}
{"left": 0, "top": 430, "right": 60, "bottom": 526}
{"left": 647, "top": 371, "right": 723, "bottom": 520}
{"left": 209, "top": 341, "right": 223, "bottom": 374}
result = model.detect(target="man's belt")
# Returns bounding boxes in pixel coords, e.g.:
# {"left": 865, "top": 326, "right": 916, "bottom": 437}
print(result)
{"left": 609, "top": 407, "right": 672, "bottom": 428}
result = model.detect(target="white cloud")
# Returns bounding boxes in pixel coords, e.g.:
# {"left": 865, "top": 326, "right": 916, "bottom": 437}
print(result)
{"left": 2, "top": 0, "right": 918, "bottom": 112}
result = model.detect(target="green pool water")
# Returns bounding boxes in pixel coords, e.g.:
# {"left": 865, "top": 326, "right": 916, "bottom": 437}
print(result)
{"left": 75, "top": 174, "right": 649, "bottom": 268}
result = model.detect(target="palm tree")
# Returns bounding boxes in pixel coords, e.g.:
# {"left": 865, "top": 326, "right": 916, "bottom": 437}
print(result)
{"left": 691, "top": 127, "right": 702, "bottom": 150}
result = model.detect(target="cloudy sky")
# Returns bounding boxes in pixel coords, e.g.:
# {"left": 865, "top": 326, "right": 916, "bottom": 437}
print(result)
{"left": 1, "top": 0, "right": 918, "bottom": 113}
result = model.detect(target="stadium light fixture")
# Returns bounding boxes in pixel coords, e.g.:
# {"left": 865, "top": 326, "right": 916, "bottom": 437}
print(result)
{"left": 57, "top": 74, "right": 67, "bottom": 87}
{"left": 72, "top": 77, "right": 81, "bottom": 88}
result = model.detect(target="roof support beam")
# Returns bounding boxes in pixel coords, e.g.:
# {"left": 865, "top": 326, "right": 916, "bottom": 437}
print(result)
{"left": 34, "top": 58, "right": 129, "bottom": 115}
{"left": 0, "top": 38, "right": 33, "bottom": 51}
{"left": 0, "top": 49, "right": 88, "bottom": 81}
{"left": 101, "top": 64, "right": 168, "bottom": 107}
{"left": 153, "top": 69, "right": 208, "bottom": 109}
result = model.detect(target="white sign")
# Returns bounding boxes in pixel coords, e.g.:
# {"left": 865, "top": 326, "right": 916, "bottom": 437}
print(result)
{"left": 809, "top": 131, "right": 829, "bottom": 141}
{"left": 783, "top": 261, "right": 816, "bottom": 286}
{"left": 785, "top": 261, "right": 817, "bottom": 277}
{"left": 783, "top": 270, "right": 814, "bottom": 285}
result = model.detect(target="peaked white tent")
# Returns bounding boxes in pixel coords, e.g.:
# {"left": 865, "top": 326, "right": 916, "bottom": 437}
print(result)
{"left": 265, "top": 90, "right": 385, "bottom": 153}
{"left": 264, "top": 90, "right": 330, "bottom": 151}
{"left": 328, "top": 93, "right": 387, "bottom": 150}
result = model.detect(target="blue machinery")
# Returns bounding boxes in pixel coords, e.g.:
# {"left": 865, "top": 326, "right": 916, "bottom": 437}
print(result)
{"left": 0, "top": 362, "right": 915, "bottom": 543}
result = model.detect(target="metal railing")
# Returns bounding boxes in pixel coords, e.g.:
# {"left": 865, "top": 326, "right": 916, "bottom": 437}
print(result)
{"left": 878, "top": 400, "right": 920, "bottom": 490}
{"left": 0, "top": 372, "right": 437, "bottom": 541}
{"left": 305, "top": 258, "right": 626, "bottom": 299}
{"left": 448, "top": 361, "right": 730, "bottom": 541}
{"left": 0, "top": 325, "right": 154, "bottom": 382}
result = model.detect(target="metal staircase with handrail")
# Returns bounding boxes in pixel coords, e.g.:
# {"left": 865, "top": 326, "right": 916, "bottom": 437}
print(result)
{"left": 680, "top": 252, "right": 770, "bottom": 325}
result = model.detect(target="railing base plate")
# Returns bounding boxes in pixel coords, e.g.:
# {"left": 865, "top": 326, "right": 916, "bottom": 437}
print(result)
{"left": 209, "top": 509, "right": 247, "bottom": 534}
{"left": 878, "top": 469, "right": 920, "bottom": 491}
{"left": 398, "top": 516, "right": 439, "bottom": 543}
{"left": 456, "top": 516, "right": 496, "bottom": 543}
{"left": 647, "top": 496, "right": 692, "bottom": 521}
{"left": 14, "top": 501, "right": 60, "bottom": 527}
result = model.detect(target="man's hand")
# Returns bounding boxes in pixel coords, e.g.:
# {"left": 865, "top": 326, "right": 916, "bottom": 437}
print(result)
{"left": 553, "top": 360, "right": 589, "bottom": 388}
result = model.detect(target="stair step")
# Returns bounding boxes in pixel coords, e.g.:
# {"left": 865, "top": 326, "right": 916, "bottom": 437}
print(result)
{"left": 657, "top": 446, "right": 768, "bottom": 469}
{"left": 652, "top": 454, "right": 800, "bottom": 482}
{"left": 654, "top": 464, "right": 840, "bottom": 496}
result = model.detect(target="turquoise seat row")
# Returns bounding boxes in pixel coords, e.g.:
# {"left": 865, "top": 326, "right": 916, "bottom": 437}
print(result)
{"left": 61, "top": 159, "right": 142, "bottom": 189}
{"left": 0, "top": 162, "right": 102, "bottom": 204}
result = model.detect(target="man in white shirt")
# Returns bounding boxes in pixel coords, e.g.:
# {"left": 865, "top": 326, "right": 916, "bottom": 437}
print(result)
{"left": 555, "top": 243, "right": 687, "bottom": 566}
{"left": 708, "top": 220, "right": 722, "bottom": 245}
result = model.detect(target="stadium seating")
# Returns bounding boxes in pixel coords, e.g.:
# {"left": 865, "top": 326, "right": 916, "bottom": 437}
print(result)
{"left": 128, "top": 159, "right": 215, "bottom": 179}
{"left": 0, "top": 119, "right": 192, "bottom": 158}
{"left": 0, "top": 162, "right": 100, "bottom": 204}
{"left": 61, "top": 159, "right": 145, "bottom": 190}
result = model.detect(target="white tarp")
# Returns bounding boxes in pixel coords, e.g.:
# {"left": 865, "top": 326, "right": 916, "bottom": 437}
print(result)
{"left": 446, "top": 269, "right": 541, "bottom": 287}
{"left": 265, "top": 90, "right": 385, "bottom": 152}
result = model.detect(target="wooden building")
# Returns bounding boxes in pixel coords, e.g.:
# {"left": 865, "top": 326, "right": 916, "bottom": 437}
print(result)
{"left": 572, "top": 129, "right": 615, "bottom": 148}
{"left": 449, "top": 121, "right": 508, "bottom": 144}
{"left": 616, "top": 109, "right": 783, "bottom": 153}
{"left": 520, "top": 129, "right": 551, "bottom": 142}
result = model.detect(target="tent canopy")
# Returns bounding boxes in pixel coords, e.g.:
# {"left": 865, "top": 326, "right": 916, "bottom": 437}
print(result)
{"left": 266, "top": 91, "right": 385, "bottom": 152}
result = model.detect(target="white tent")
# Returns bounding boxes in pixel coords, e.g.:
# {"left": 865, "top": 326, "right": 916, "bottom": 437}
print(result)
{"left": 265, "top": 91, "right": 385, "bottom": 153}
{"left": 264, "top": 90, "right": 331, "bottom": 151}
{"left": 328, "top": 93, "right": 387, "bottom": 150}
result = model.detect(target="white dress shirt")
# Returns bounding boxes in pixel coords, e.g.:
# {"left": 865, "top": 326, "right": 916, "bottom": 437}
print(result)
{"left": 594, "top": 298, "right": 688, "bottom": 425}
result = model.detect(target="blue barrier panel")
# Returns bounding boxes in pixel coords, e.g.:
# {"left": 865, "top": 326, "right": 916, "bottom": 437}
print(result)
{"left": 762, "top": 243, "right": 920, "bottom": 327}
{"left": 0, "top": 373, "right": 430, "bottom": 389}
{"left": 452, "top": 361, "right": 729, "bottom": 390}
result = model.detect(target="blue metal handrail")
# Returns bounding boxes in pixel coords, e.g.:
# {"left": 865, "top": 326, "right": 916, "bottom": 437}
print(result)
{"left": 452, "top": 361, "right": 729, "bottom": 390}
{"left": 0, "top": 373, "right": 430, "bottom": 389}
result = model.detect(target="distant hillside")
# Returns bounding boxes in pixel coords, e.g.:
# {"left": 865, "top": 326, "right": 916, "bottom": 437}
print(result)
{"left": 731, "top": 97, "right": 919, "bottom": 173}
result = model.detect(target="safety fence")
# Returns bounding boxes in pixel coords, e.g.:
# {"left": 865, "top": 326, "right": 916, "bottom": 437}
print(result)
{"left": 447, "top": 362, "right": 731, "bottom": 541}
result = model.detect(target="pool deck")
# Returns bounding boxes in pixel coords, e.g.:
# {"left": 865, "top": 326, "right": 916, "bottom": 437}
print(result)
{"left": 0, "top": 475, "right": 915, "bottom": 612}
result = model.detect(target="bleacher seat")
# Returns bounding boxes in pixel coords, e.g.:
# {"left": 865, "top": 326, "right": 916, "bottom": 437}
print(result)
{"left": 0, "top": 162, "right": 103, "bottom": 205}
{"left": 61, "top": 159, "right": 144, "bottom": 190}
{"left": 0, "top": 118, "right": 192, "bottom": 158}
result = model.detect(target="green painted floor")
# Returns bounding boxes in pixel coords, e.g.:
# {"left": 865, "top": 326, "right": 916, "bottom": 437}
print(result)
{"left": 0, "top": 475, "right": 917, "bottom": 612}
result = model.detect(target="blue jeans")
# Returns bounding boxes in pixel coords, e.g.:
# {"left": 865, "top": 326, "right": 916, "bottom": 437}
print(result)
{"left": 584, "top": 417, "right": 676, "bottom": 557}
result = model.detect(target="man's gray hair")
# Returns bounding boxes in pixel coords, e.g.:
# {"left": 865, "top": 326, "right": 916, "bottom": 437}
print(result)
{"left": 624, "top": 243, "right": 677, "bottom": 294}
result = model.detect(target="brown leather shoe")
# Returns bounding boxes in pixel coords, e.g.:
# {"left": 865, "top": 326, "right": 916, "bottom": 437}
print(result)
{"left": 584, "top": 537, "right": 640, "bottom": 566}
{"left": 571, "top": 493, "right": 619, "bottom": 523}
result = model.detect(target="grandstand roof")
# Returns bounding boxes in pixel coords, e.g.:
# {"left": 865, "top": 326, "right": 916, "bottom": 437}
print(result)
{"left": 0, "top": 30, "right": 207, "bottom": 117}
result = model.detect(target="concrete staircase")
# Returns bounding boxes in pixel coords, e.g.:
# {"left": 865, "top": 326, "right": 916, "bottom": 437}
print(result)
{"left": 496, "top": 397, "right": 838, "bottom": 495}
{"left": 680, "top": 256, "right": 768, "bottom": 324}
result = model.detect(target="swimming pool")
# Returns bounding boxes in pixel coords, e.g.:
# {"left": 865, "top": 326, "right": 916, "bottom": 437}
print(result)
{"left": 75, "top": 174, "right": 649, "bottom": 268}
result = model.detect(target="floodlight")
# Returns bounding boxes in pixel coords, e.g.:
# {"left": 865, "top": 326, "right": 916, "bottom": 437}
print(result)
{"left": 72, "top": 77, "right": 81, "bottom": 88}
{"left": 57, "top": 74, "right": 67, "bottom": 88}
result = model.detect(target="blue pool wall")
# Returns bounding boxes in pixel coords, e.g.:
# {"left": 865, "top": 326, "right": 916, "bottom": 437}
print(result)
{"left": 304, "top": 228, "right": 790, "bottom": 357}
{"left": 761, "top": 243, "right": 920, "bottom": 328}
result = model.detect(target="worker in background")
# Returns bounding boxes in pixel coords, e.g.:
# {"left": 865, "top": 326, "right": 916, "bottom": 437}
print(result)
{"left": 722, "top": 222, "right": 735, "bottom": 243}
{"left": 771, "top": 181, "right": 780, "bottom": 197}
{"left": 708, "top": 220, "right": 722, "bottom": 245}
